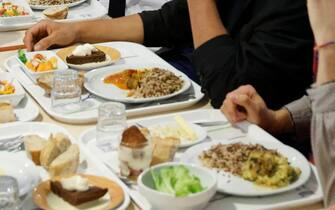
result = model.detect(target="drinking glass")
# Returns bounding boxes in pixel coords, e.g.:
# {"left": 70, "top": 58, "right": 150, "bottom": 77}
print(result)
{"left": 51, "top": 70, "right": 81, "bottom": 113}
{"left": 96, "top": 102, "right": 127, "bottom": 152}
{"left": 0, "top": 176, "right": 20, "bottom": 210}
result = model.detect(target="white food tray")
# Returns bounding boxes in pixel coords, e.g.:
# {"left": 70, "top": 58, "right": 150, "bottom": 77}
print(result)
{"left": 0, "top": 122, "right": 131, "bottom": 210}
{"left": 0, "top": 0, "right": 107, "bottom": 32}
{"left": 79, "top": 109, "right": 323, "bottom": 210}
{"left": 5, "top": 42, "right": 204, "bottom": 124}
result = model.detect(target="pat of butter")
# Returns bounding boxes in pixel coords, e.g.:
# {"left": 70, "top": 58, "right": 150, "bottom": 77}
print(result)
{"left": 60, "top": 175, "right": 90, "bottom": 192}
{"left": 174, "top": 115, "right": 197, "bottom": 141}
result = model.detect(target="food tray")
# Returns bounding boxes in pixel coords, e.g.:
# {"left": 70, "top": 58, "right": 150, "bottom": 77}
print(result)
{"left": 0, "top": 0, "right": 107, "bottom": 32}
{"left": 79, "top": 109, "right": 323, "bottom": 210}
{"left": 5, "top": 42, "right": 204, "bottom": 124}
{"left": 0, "top": 122, "right": 131, "bottom": 210}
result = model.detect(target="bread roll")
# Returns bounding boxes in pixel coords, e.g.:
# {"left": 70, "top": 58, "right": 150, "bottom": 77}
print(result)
{"left": 23, "top": 135, "right": 47, "bottom": 165}
{"left": 40, "top": 140, "right": 61, "bottom": 169}
{"left": 43, "top": 5, "right": 68, "bottom": 20}
{"left": 49, "top": 144, "right": 80, "bottom": 177}
{"left": 0, "top": 103, "right": 16, "bottom": 123}
{"left": 52, "top": 132, "right": 71, "bottom": 153}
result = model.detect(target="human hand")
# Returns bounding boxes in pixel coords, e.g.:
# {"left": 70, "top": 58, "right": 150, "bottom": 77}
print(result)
{"left": 307, "top": 0, "right": 335, "bottom": 44}
{"left": 23, "top": 20, "right": 79, "bottom": 51}
{"left": 220, "top": 85, "right": 278, "bottom": 133}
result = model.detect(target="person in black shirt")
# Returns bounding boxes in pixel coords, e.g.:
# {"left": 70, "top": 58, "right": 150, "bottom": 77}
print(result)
{"left": 24, "top": 0, "right": 314, "bottom": 109}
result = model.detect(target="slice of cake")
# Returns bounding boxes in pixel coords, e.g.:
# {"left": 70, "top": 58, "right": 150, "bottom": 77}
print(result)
{"left": 66, "top": 44, "right": 106, "bottom": 65}
{"left": 50, "top": 175, "right": 108, "bottom": 206}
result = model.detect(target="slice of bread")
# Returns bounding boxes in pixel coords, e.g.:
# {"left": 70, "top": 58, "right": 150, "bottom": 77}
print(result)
{"left": 49, "top": 144, "right": 80, "bottom": 177}
{"left": 40, "top": 139, "right": 61, "bottom": 170}
{"left": 43, "top": 5, "right": 68, "bottom": 20}
{"left": 52, "top": 133, "right": 71, "bottom": 153}
{"left": 24, "top": 135, "right": 47, "bottom": 165}
{"left": 0, "top": 103, "right": 16, "bottom": 123}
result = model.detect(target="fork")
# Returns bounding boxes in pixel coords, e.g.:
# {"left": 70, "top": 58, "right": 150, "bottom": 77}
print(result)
{"left": 0, "top": 136, "right": 24, "bottom": 152}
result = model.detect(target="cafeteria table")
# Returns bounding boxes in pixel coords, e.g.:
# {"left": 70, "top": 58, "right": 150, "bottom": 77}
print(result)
{"left": 0, "top": 30, "right": 324, "bottom": 210}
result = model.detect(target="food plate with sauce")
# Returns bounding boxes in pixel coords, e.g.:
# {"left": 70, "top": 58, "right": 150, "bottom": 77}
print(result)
{"left": 180, "top": 139, "right": 311, "bottom": 197}
{"left": 84, "top": 63, "right": 191, "bottom": 103}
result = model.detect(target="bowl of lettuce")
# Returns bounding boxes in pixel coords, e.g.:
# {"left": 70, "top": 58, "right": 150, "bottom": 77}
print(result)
{"left": 138, "top": 162, "right": 217, "bottom": 210}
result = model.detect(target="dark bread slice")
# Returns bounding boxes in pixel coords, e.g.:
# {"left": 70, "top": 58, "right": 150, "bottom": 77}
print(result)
{"left": 50, "top": 181, "right": 108, "bottom": 206}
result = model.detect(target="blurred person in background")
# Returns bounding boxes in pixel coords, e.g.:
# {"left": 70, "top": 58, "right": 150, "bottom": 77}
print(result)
{"left": 106, "top": 0, "right": 170, "bottom": 17}
{"left": 221, "top": 0, "right": 335, "bottom": 208}
{"left": 24, "top": 0, "right": 314, "bottom": 110}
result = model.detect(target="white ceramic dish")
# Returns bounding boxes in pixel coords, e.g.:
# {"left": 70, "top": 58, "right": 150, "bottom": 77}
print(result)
{"left": 0, "top": 122, "right": 130, "bottom": 210}
{"left": 180, "top": 139, "right": 311, "bottom": 197}
{"left": 148, "top": 121, "right": 207, "bottom": 148}
{"left": 0, "top": 152, "right": 40, "bottom": 196}
{"left": 78, "top": 109, "right": 322, "bottom": 210}
{"left": 5, "top": 42, "right": 204, "bottom": 124}
{"left": 138, "top": 162, "right": 217, "bottom": 210}
{"left": 0, "top": 72, "right": 25, "bottom": 106}
{"left": 0, "top": 0, "right": 35, "bottom": 25}
{"left": 84, "top": 64, "right": 192, "bottom": 103}
{"left": 29, "top": 0, "right": 86, "bottom": 10}
{"left": 16, "top": 50, "right": 68, "bottom": 83}
{"left": 13, "top": 95, "right": 40, "bottom": 122}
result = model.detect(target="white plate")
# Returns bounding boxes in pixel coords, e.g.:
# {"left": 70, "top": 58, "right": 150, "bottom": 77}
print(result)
{"left": 85, "top": 64, "right": 192, "bottom": 103}
{"left": 16, "top": 50, "right": 68, "bottom": 83}
{"left": 0, "top": 152, "right": 40, "bottom": 196}
{"left": 0, "top": 122, "right": 131, "bottom": 210}
{"left": 0, "top": 72, "right": 25, "bottom": 106}
{"left": 148, "top": 122, "right": 207, "bottom": 148}
{"left": 13, "top": 95, "right": 40, "bottom": 122}
{"left": 29, "top": 0, "right": 86, "bottom": 10}
{"left": 180, "top": 139, "right": 311, "bottom": 197}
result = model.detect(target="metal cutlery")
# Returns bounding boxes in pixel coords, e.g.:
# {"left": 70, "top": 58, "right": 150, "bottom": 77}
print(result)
{"left": 193, "top": 120, "right": 230, "bottom": 127}
{"left": 0, "top": 135, "right": 24, "bottom": 152}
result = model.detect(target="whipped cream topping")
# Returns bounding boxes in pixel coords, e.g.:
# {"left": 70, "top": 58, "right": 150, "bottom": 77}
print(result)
{"left": 60, "top": 175, "right": 90, "bottom": 192}
{"left": 72, "top": 44, "right": 98, "bottom": 57}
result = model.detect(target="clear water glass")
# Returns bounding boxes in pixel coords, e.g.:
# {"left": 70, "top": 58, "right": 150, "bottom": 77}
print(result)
{"left": 51, "top": 70, "right": 81, "bottom": 113}
{"left": 96, "top": 102, "right": 127, "bottom": 152}
{"left": 0, "top": 176, "right": 20, "bottom": 210}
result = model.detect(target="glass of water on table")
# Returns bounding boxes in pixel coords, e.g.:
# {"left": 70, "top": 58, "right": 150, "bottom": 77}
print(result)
{"left": 0, "top": 176, "right": 20, "bottom": 210}
{"left": 51, "top": 70, "right": 82, "bottom": 113}
{"left": 96, "top": 102, "right": 127, "bottom": 152}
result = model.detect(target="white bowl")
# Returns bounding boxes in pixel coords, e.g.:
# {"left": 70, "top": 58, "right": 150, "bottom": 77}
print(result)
{"left": 0, "top": 0, "right": 35, "bottom": 25}
{"left": 138, "top": 162, "right": 217, "bottom": 210}
{"left": 16, "top": 50, "right": 68, "bottom": 83}
{"left": 0, "top": 72, "right": 25, "bottom": 106}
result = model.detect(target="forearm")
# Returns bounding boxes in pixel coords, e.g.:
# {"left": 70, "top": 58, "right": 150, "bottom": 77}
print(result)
{"left": 268, "top": 108, "right": 294, "bottom": 135}
{"left": 74, "top": 14, "right": 144, "bottom": 44}
{"left": 187, "top": 0, "right": 227, "bottom": 48}
{"left": 316, "top": 47, "right": 335, "bottom": 86}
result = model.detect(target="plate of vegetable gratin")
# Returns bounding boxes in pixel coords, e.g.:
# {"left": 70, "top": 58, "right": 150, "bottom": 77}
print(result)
{"left": 180, "top": 139, "right": 311, "bottom": 196}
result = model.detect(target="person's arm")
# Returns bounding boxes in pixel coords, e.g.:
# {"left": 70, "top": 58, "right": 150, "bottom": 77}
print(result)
{"left": 187, "top": 0, "right": 227, "bottom": 48}
{"left": 220, "top": 85, "right": 294, "bottom": 135}
{"left": 192, "top": 0, "right": 313, "bottom": 109}
{"left": 24, "top": 14, "right": 144, "bottom": 51}
{"left": 139, "top": 0, "right": 192, "bottom": 47}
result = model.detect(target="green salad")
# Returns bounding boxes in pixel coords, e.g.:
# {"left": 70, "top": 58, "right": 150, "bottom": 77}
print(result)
{"left": 151, "top": 165, "right": 205, "bottom": 197}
